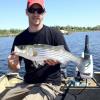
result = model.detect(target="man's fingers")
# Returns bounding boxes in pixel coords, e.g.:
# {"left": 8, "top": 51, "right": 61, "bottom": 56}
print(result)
{"left": 44, "top": 59, "right": 60, "bottom": 66}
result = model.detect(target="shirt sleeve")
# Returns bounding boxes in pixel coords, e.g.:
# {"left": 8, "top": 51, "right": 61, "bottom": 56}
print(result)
{"left": 53, "top": 29, "right": 70, "bottom": 52}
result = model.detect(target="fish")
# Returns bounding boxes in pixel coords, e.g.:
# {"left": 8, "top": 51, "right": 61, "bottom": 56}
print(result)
{"left": 14, "top": 44, "right": 84, "bottom": 67}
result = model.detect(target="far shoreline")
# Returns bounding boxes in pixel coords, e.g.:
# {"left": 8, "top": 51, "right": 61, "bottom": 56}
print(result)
{"left": 0, "top": 30, "right": 100, "bottom": 37}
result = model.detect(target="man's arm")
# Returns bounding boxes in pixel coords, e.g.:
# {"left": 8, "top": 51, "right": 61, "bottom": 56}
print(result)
{"left": 53, "top": 28, "right": 70, "bottom": 51}
{"left": 44, "top": 28, "right": 70, "bottom": 66}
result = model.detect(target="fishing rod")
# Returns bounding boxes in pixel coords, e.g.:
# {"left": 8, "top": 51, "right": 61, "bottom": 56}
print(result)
{"left": 60, "top": 81, "right": 72, "bottom": 100}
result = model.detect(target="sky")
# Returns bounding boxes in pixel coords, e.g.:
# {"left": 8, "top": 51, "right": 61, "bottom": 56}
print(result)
{"left": 0, "top": 0, "right": 100, "bottom": 29}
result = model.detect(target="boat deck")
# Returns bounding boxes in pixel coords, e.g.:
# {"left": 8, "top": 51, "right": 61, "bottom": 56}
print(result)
{"left": 0, "top": 73, "right": 100, "bottom": 100}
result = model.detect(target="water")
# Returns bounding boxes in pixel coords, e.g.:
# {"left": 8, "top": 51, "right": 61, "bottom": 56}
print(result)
{"left": 0, "top": 31, "right": 100, "bottom": 76}
{"left": 65, "top": 31, "right": 100, "bottom": 76}
{"left": 0, "top": 37, "right": 14, "bottom": 75}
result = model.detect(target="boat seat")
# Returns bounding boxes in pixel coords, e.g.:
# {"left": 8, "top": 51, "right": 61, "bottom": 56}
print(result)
{"left": 0, "top": 73, "right": 23, "bottom": 94}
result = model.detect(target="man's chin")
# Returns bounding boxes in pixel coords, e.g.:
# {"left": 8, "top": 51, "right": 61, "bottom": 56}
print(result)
{"left": 33, "top": 23, "right": 40, "bottom": 26}
{"left": 32, "top": 21, "right": 41, "bottom": 26}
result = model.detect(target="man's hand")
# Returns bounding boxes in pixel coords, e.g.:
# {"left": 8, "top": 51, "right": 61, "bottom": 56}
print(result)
{"left": 8, "top": 52, "right": 20, "bottom": 72}
{"left": 44, "top": 59, "right": 60, "bottom": 66}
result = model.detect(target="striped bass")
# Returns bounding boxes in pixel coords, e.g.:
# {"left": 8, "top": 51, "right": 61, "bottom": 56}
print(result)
{"left": 14, "top": 44, "right": 84, "bottom": 67}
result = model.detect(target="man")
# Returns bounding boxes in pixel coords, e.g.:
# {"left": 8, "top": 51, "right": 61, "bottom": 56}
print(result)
{"left": 2, "top": 0, "right": 69, "bottom": 100}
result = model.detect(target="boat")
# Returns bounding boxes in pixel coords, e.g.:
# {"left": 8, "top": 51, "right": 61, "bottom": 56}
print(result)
{"left": 0, "top": 35, "right": 100, "bottom": 100}
{"left": 0, "top": 73, "right": 23, "bottom": 99}
{"left": 0, "top": 72, "right": 100, "bottom": 100}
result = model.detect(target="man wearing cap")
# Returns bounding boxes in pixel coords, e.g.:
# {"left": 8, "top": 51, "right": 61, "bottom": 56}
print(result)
{"left": 2, "top": 0, "right": 69, "bottom": 100}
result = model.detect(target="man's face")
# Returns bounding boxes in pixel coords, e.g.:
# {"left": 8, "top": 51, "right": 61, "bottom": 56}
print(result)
{"left": 26, "top": 4, "right": 45, "bottom": 26}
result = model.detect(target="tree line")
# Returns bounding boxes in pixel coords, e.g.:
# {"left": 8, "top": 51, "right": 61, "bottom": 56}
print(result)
{"left": 0, "top": 25, "right": 100, "bottom": 36}
{"left": 0, "top": 29, "right": 22, "bottom": 36}
{"left": 55, "top": 25, "right": 100, "bottom": 33}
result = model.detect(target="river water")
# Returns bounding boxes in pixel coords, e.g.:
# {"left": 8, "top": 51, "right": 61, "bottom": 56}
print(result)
{"left": 0, "top": 31, "right": 100, "bottom": 76}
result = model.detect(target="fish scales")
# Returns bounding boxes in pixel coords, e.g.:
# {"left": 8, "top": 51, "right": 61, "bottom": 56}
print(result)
{"left": 14, "top": 44, "right": 83, "bottom": 66}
